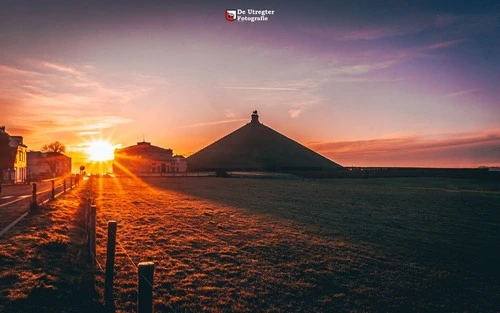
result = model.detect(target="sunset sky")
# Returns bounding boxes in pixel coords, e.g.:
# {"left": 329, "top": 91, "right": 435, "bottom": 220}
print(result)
{"left": 1, "top": 0, "right": 499, "bottom": 169}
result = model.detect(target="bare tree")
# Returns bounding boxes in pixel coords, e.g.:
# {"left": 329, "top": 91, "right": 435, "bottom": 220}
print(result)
{"left": 41, "top": 141, "right": 66, "bottom": 153}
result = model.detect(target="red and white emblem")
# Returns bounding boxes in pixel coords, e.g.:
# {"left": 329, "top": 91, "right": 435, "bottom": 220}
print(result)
{"left": 226, "top": 9, "right": 237, "bottom": 22}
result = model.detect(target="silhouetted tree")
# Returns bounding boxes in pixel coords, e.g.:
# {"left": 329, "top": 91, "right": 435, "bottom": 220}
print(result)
{"left": 41, "top": 141, "right": 66, "bottom": 153}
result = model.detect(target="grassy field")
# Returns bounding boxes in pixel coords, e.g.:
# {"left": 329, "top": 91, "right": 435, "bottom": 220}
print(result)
{"left": 0, "top": 182, "right": 106, "bottom": 313}
{"left": 87, "top": 176, "right": 500, "bottom": 312}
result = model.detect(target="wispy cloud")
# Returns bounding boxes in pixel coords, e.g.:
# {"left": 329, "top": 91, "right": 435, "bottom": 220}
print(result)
{"left": 4, "top": 59, "right": 163, "bottom": 106}
{"left": 320, "top": 60, "right": 398, "bottom": 76}
{"left": 309, "top": 129, "right": 500, "bottom": 167}
{"left": 0, "top": 64, "right": 43, "bottom": 76}
{"left": 279, "top": 59, "right": 399, "bottom": 118}
{"left": 0, "top": 59, "right": 152, "bottom": 139}
{"left": 445, "top": 88, "right": 480, "bottom": 98}
{"left": 428, "top": 39, "right": 467, "bottom": 50}
{"left": 329, "top": 76, "right": 407, "bottom": 83}
{"left": 10, "top": 115, "right": 133, "bottom": 134}
{"left": 224, "top": 109, "right": 237, "bottom": 118}
{"left": 42, "top": 61, "right": 81, "bottom": 75}
{"left": 312, "top": 130, "right": 500, "bottom": 154}
{"left": 181, "top": 118, "right": 248, "bottom": 128}
{"left": 287, "top": 98, "right": 321, "bottom": 119}
{"left": 71, "top": 116, "right": 134, "bottom": 132}
{"left": 78, "top": 131, "right": 101, "bottom": 136}
{"left": 218, "top": 86, "right": 300, "bottom": 91}
{"left": 288, "top": 109, "right": 303, "bottom": 118}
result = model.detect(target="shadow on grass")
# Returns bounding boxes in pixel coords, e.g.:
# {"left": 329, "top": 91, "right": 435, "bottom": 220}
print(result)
{"left": 139, "top": 176, "right": 500, "bottom": 262}
{"left": 0, "top": 187, "right": 108, "bottom": 313}
{"left": 134, "top": 176, "right": 500, "bottom": 312}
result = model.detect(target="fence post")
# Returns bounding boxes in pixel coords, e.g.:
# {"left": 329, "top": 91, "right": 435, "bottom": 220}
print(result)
{"left": 137, "top": 262, "right": 155, "bottom": 313}
{"left": 89, "top": 204, "right": 97, "bottom": 267}
{"left": 85, "top": 199, "right": 90, "bottom": 234}
{"left": 70, "top": 177, "right": 73, "bottom": 189}
{"left": 51, "top": 180, "right": 55, "bottom": 200}
{"left": 31, "top": 183, "right": 37, "bottom": 209}
{"left": 105, "top": 221, "right": 117, "bottom": 307}
{"left": 85, "top": 200, "right": 89, "bottom": 239}
{"left": 63, "top": 179, "right": 66, "bottom": 193}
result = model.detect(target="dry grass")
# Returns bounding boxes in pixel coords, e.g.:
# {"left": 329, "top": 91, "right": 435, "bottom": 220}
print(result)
{"left": 0, "top": 176, "right": 497, "bottom": 312}
{"left": 0, "top": 182, "right": 105, "bottom": 313}
{"left": 89, "top": 176, "right": 500, "bottom": 312}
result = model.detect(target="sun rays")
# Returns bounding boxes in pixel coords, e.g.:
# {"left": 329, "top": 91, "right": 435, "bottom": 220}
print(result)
{"left": 85, "top": 140, "right": 116, "bottom": 162}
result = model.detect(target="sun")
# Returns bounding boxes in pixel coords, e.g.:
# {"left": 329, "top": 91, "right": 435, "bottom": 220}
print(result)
{"left": 85, "top": 140, "right": 116, "bottom": 162}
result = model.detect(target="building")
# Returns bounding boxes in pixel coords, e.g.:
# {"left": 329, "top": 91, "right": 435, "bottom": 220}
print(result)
{"left": 0, "top": 126, "right": 28, "bottom": 183}
{"left": 187, "top": 111, "right": 342, "bottom": 171}
{"left": 27, "top": 151, "right": 72, "bottom": 181}
{"left": 113, "top": 140, "right": 187, "bottom": 175}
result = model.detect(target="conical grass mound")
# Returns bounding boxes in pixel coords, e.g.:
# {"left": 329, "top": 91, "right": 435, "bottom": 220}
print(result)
{"left": 187, "top": 111, "right": 342, "bottom": 171}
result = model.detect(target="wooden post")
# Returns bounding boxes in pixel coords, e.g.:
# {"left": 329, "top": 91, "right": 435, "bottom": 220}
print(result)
{"left": 137, "top": 262, "right": 155, "bottom": 313}
{"left": 85, "top": 201, "right": 89, "bottom": 237}
{"left": 86, "top": 201, "right": 90, "bottom": 247}
{"left": 31, "top": 183, "right": 37, "bottom": 209}
{"left": 85, "top": 200, "right": 90, "bottom": 233}
{"left": 51, "top": 180, "right": 55, "bottom": 200}
{"left": 89, "top": 204, "right": 97, "bottom": 267}
{"left": 104, "top": 221, "right": 117, "bottom": 307}
{"left": 70, "top": 177, "right": 73, "bottom": 189}
{"left": 63, "top": 179, "right": 66, "bottom": 193}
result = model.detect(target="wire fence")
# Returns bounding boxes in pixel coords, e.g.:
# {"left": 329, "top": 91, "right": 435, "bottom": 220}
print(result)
{"left": 82, "top": 175, "right": 278, "bottom": 313}
{"left": 82, "top": 172, "right": 281, "bottom": 313}
{"left": 0, "top": 175, "right": 81, "bottom": 237}
{"left": 83, "top": 179, "right": 178, "bottom": 313}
